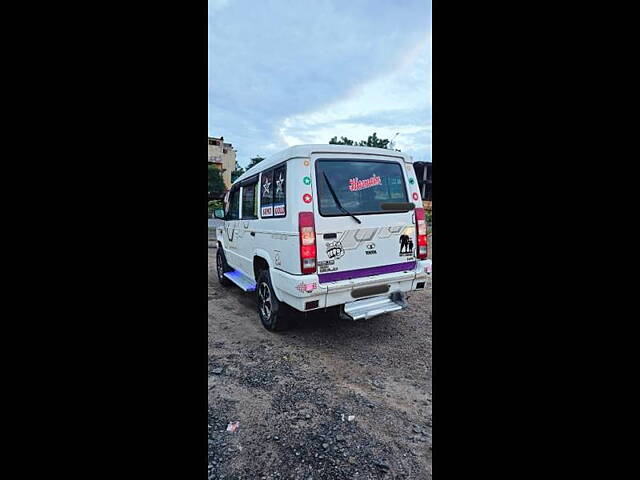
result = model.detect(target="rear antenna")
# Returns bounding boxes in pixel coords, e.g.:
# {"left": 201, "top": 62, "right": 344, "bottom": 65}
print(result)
{"left": 389, "top": 132, "right": 400, "bottom": 150}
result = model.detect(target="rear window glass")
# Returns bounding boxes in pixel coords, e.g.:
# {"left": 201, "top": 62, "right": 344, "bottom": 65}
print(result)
{"left": 316, "top": 160, "right": 408, "bottom": 216}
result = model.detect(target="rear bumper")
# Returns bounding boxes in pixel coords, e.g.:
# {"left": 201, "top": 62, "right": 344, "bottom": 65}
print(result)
{"left": 270, "top": 259, "right": 429, "bottom": 312}
{"left": 341, "top": 291, "right": 408, "bottom": 320}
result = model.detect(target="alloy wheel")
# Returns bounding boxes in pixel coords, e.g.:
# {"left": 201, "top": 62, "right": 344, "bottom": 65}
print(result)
{"left": 259, "top": 282, "right": 272, "bottom": 320}
{"left": 217, "top": 253, "right": 224, "bottom": 280}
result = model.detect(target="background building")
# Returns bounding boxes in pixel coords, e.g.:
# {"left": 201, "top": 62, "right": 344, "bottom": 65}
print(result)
{"left": 208, "top": 136, "right": 237, "bottom": 189}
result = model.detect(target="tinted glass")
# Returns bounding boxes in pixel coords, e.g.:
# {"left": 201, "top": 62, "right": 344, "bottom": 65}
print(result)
{"left": 316, "top": 160, "right": 408, "bottom": 215}
{"left": 242, "top": 182, "right": 258, "bottom": 219}
{"left": 260, "top": 169, "right": 274, "bottom": 217}
{"left": 273, "top": 166, "right": 286, "bottom": 217}
{"left": 227, "top": 188, "right": 240, "bottom": 220}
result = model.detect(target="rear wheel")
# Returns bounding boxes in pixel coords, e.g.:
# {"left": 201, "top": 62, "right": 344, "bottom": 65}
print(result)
{"left": 256, "top": 269, "right": 289, "bottom": 331}
{"left": 216, "top": 248, "right": 232, "bottom": 287}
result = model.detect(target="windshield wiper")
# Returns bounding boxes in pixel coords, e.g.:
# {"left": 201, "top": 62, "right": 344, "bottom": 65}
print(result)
{"left": 322, "top": 172, "right": 361, "bottom": 224}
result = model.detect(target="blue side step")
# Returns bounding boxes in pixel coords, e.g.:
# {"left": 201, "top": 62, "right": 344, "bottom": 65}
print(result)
{"left": 223, "top": 270, "right": 256, "bottom": 292}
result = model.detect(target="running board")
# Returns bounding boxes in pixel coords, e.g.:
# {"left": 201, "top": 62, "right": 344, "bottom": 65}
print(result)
{"left": 341, "top": 291, "right": 407, "bottom": 321}
{"left": 223, "top": 270, "right": 256, "bottom": 292}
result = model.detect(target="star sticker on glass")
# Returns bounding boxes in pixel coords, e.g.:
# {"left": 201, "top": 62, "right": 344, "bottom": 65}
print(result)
{"left": 262, "top": 177, "right": 271, "bottom": 196}
{"left": 275, "top": 173, "right": 284, "bottom": 195}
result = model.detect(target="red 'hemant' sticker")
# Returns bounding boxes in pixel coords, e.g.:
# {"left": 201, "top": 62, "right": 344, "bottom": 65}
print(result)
{"left": 348, "top": 174, "right": 382, "bottom": 192}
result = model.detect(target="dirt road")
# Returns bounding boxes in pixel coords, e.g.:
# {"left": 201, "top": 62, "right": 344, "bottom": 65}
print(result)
{"left": 208, "top": 248, "right": 432, "bottom": 479}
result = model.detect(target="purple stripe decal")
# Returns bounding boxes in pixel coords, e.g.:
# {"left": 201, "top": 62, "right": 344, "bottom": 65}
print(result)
{"left": 318, "top": 261, "right": 416, "bottom": 283}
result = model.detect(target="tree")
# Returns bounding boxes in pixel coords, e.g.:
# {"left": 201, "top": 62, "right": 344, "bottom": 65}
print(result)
{"left": 208, "top": 165, "right": 226, "bottom": 199}
{"left": 328, "top": 132, "right": 398, "bottom": 150}
{"left": 231, "top": 161, "right": 245, "bottom": 182}
{"left": 329, "top": 136, "right": 356, "bottom": 145}
{"left": 245, "top": 155, "right": 265, "bottom": 171}
{"left": 364, "top": 132, "right": 389, "bottom": 149}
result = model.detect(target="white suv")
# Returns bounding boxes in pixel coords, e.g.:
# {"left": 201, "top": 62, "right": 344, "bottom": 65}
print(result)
{"left": 214, "top": 144, "right": 430, "bottom": 331}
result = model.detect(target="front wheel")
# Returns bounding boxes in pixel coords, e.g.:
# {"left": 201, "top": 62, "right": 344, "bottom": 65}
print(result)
{"left": 256, "top": 270, "right": 289, "bottom": 331}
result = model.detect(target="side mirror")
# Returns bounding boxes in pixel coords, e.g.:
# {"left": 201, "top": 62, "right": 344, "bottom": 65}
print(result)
{"left": 213, "top": 209, "right": 225, "bottom": 220}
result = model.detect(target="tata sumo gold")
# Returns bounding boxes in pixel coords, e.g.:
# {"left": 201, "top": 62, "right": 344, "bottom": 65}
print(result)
{"left": 214, "top": 144, "right": 430, "bottom": 331}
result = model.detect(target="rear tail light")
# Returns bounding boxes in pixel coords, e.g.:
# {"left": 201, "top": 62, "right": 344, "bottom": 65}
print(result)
{"left": 299, "top": 212, "right": 317, "bottom": 274}
{"left": 415, "top": 207, "right": 429, "bottom": 260}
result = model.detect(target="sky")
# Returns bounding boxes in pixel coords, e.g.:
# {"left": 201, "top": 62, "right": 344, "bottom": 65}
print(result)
{"left": 209, "top": 0, "right": 432, "bottom": 169}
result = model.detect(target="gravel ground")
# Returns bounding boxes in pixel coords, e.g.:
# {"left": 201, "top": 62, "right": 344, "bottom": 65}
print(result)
{"left": 208, "top": 248, "right": 432, "bottom": 479}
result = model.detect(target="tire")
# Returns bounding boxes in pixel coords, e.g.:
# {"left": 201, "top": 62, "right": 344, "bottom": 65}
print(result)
{"left": 216, "top": 248, "right": 232, "bottom": 287}
{"left": 256, "top": 269, "right": 289, "bottom": 331}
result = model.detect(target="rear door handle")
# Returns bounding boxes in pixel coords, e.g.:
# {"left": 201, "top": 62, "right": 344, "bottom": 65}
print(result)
{"left": 323, "top": 233, "right": 337, "bottom": 239}
{"left": 250, "top": 232, "right": 255, "bottom": 236}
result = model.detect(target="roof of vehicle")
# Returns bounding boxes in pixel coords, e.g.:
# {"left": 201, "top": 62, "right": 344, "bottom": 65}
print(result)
{"left": 233, "top": 144, "right": 412, "bottom": 186}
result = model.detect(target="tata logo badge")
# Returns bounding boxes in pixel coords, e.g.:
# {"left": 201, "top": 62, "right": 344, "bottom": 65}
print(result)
{"left": 366, "top": 243, "right": 375, "bottom": 249}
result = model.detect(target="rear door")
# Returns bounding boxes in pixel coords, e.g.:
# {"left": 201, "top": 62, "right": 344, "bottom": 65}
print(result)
{"left": 311, "top": 154, "right": 418, "bottom": 283}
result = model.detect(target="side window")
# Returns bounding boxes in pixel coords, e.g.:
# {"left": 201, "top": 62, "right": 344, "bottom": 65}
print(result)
{"left": 253, "top": 183, "right": 258, "bottom": 218}
{"left": 227, "top": 188, "right": 240, "bottom": 220}
{"left": 273, "top": 165, "right": 286, "bottom": 217}
{"left": 260, "top": 169, "right": 274, "bottom": 218}
{"left": 241, "top": 182, "right": 258, "bottom": 219}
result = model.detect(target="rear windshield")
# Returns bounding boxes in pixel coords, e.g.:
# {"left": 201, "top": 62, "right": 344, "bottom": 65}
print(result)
{"left": 316, "top": 159, "right": 408, "bottom": 216}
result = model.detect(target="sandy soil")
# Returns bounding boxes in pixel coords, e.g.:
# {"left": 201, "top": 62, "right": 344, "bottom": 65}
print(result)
{"left": 208, "top": 247, "right": 432, "bottom": 479}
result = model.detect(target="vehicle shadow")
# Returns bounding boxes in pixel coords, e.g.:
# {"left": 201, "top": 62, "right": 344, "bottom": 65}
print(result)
{"left": 284, "top": 305, "right": 407, "bottom": 349}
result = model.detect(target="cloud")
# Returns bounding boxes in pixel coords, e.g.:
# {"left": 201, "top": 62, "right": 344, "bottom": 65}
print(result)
{"left": 278, "top": 33, "right": 431, "bottom": 161}
{"left": 209, "top": 0, "right": 431, "bottom": 168}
